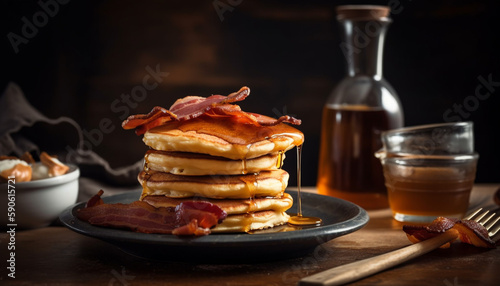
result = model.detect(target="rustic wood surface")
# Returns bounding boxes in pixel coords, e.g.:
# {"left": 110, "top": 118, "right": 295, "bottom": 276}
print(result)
{"left": 2, "top": 185, "right": 499, "bottom": 286}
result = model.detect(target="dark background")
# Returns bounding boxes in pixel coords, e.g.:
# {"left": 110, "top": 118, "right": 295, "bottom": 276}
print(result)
{"left": 1, "top": 0, "right": 499, "bottom": 186}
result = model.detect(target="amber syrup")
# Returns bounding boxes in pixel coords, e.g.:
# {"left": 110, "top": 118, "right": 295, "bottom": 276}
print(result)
{"left": 288, "top": 144, "right": 322, "bottom": 226}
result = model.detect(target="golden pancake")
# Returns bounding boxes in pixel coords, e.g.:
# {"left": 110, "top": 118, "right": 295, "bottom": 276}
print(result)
{"left": 143, "top": 114, "right": 304, "bottom": 160}
{"left": 144, "top": 150, "right": 284, "bottom": 176}
{"left": 212, "top": 210, "right": 290, "bottom": 233}
{"left": 138, "top": 169, "right": 289, "bottom": 199}
{"left": 142, "top": 193, "right": 293, "bottom": 215}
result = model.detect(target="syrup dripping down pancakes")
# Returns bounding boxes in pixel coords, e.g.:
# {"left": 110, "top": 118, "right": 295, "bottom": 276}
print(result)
{"left": 123, "top": 87, "right": 304, "bottom": 233}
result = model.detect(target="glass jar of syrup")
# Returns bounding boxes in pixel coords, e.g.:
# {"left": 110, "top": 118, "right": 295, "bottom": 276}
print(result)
{"left": 317, "top": 5, "right": 404, "bottom": 209}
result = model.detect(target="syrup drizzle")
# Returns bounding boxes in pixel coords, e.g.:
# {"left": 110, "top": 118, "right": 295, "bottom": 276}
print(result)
{"left": 276, "top": 150, "right": 284, "bottom": 169}
{"left": 288, "top": 144, "right": 323, "bottom": 226}
{"left": 239, "top": 173, "right": 258, "bottom": 212}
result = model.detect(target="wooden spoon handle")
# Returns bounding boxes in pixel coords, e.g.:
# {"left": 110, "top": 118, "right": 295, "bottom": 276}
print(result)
{"left": 299, "top": 230, "right": 459, "bottom": 286}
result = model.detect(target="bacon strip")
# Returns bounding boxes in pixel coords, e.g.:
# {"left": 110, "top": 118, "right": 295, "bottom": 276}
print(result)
{"left": 204, "top": 104, "right": 301, "bottom": 125}
{"left": 250, "top": 113, "right": 302, "bottom": 126}
{"left": 453, "top": 220, "right": 497, "bottom": 248}
{"left": 85, "top": 189, "right": 104, "bottom": 208}
{"left": 169, "top": 86, "right": 250, "bottom": 118}
{"left": 121, "top": 86, "right": 301, "bottom": 135}
{"left": 178, "top": 201, "right": 227, "bottom": 225}
{"left": 122, "top": 87, "right": 249, "bottom": 135}
{"left": 172, "top": 220, "right": 210, "bottom": 236}
{"left": 122, "top": 106, "right": 177, "bottom": 135}
{"left": 403, "top": 216, "right": 496, "bottom": 248}
{"left": 403, "top": 217, "right": 457, "bottom": 247}
{"left": 77, "top": 190, "right": 227, "bottom": 236}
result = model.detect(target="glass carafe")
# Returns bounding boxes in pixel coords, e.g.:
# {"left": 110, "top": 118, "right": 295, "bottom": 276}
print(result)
{"left": 317, "top": 5, "right": 404, "bottom": 209}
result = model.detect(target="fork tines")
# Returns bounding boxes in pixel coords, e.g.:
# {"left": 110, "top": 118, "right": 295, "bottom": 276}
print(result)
{"left": 465, "top": 208, "right": 500, "bottom": 239}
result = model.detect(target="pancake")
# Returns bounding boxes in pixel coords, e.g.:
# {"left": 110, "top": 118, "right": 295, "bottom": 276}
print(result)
{"left": 143, "top": 114, "right": 304, "bottom": 160}
{"left": 138, "top": 169, "right": 289, "bottom": 199}
{"left": 212, "top": 210, "right": 290, "bottom": 233}
{"left": 145, "top": 150, "right": 284, "bottom": 176}
{"left": 142, "top": 193, "right": 293, "bottom": 215}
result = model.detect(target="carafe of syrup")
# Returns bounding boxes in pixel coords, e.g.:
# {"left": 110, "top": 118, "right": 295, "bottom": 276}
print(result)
{"left": 317, "top": 5, "right": 404, "bottom": 209}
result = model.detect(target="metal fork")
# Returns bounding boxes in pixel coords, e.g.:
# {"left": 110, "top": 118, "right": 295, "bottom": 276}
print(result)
{"left": 299, "top": 209, "right": 500, "bottom": 286}
{"left": 465, "top": 208, "right": 500, "bottom": 238}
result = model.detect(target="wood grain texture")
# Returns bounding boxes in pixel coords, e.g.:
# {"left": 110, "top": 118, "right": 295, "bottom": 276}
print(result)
{"left": 299, "top": 230, "right": 460, "bottom": 286}
{"left": 1, "top": 185, "right": 499, "bottom": 285}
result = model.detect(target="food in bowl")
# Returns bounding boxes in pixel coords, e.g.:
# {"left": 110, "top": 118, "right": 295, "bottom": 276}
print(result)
{"left": 0, "top": 158, "right": 32, "bottom": 182}
{"left": 0, "top": 153, "right": 78, "bottom": 229}
{"left": 0, "top": 152, "right": 70, "bottom": 182}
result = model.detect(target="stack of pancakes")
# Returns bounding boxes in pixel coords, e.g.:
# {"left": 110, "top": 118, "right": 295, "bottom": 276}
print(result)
{"left": 138, "top": 113, "right": 304, "bottom": 232}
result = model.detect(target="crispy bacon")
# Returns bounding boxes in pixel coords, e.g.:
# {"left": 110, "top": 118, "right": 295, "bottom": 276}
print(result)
{"left": 121, "top": 86, "right": 301, "bottom": 135}
{"left": 403, "top": 217, "right": 458, "bottom": 248}
{"left": 122, "top": 87, "right": 249, "bottom": 135}
{"left": 169, "top": 96, "right": 208, "bottom": 112}
{"left": 134, "top": 115, "right": 177, "bottom": 136}
{"left": 85, "top": 189, "right": 104, "bottom": 208}
{"left": 205, "top": 105, "right": 302, "bottom": 126}
{"left": 178, "top": 201, "right": 227, "bottom": 225}
{"left": 122, "top": 106, "right": 177, "bottom": 135}
{"left": 403, "top": 216, "right": 496, "bottom": 248}
{"left": 250, "top": 113, "right": 302, "bottom": 126}
{"left": 77, "top": 190, "right": 227, "bottom": 236}
{"left": 453, "top": 220, "right": 497, "bottom": 248}
{"left": 172, "top": 220, "right": 210, "bottom": 236}
{"left": 169, "top": 86, "right": 250, "bottom": 119}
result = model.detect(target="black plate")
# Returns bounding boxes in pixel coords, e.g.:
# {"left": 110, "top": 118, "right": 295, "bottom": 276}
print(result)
{"left": 60, "top": 190, "right": 368, "bottom": 262}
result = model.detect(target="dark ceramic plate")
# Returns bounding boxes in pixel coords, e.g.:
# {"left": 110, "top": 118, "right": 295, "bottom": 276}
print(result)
{"left": 60, "top": 190, "right": 368, "bottom": 262}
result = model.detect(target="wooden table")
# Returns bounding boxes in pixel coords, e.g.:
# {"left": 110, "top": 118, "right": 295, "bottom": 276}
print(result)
{"left": 2, "top": 185, "right": 499, "bottom": 286}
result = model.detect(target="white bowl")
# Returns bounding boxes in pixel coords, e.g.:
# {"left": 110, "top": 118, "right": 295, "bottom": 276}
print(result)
{"left": 0, "top": 164, "right": 79, "bottom": 229}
